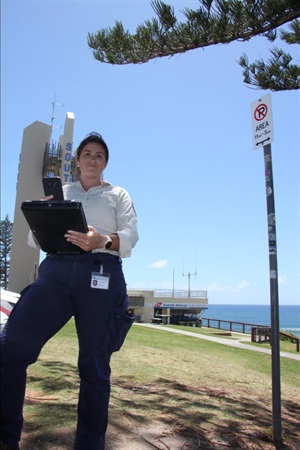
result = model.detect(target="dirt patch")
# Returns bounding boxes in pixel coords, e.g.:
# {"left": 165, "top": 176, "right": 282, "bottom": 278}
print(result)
{"left": 20, "top": 380, "right": 300, "bottom": 450}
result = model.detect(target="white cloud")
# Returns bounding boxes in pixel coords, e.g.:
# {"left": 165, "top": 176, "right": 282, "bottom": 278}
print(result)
{"left": 207, "top": 280, "right": 253, "bottom": 293}
{"left": 206, "top": 282, "right": 224, "bottom": 292}
{"left": 278, "top": 275, "right": 286, "bottom": 284}
{"left": 149, "top": 259, "right": 168, "bottom": 269}
{"left": 236, "top": 280, "right": 251, "bottom": 290}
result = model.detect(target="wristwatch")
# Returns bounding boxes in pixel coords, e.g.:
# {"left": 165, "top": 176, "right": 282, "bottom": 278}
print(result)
{"left": 103, "top": 235, "right": 112, "bottom": 249}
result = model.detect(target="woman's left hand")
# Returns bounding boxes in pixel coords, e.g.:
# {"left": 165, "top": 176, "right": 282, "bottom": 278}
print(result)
{"left": 65, "top": 226, "right": 105, "bottom": 252}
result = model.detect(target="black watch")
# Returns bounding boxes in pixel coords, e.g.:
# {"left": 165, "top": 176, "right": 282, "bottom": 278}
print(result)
{"left": 104, "top": 235, "right": 112, "bottom": 249}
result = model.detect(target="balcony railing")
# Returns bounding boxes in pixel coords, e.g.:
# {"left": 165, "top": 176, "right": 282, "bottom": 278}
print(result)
{"left": 154, "top": 289, "right": 207, "bottom": 299}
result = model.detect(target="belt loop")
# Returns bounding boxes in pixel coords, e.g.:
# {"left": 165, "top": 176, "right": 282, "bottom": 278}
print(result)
{"left": 93, "top": 257, "right": 102, "bottom": 266}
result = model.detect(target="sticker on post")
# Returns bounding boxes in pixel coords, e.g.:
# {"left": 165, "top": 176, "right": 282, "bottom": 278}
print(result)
{"left": 91, "top": 272, "right": 110, "bottom": 290}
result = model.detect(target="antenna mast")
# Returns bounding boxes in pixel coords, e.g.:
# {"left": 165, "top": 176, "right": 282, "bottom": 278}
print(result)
{"left": 182, "top": 270, "right": 197, "bottom": 298}
{"left": 44, "top": 96, "right": 64, "bottom": 178}
{"left": 182, "top": 251, "right": 198, "bottom": 298}
{"left": 50, "top": 95, "right": 64, "bottom": 144}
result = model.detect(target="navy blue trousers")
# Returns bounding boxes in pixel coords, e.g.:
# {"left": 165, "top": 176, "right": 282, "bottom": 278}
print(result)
{"left": 0, "top": 252, "right": 133, "bottom": 450}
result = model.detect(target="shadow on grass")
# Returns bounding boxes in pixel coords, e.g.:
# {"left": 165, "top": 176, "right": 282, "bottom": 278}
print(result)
{"left": 22, "top": 360, "right": 79, "bottom": 449}
{"left": 27, "top": 360, "right": 79, "bottom": 392}
{"left": 108, "top": 377, "right": 299, "bottom": 450}
{"left": 22, "top": 361, "right": 299, "bottom": 450}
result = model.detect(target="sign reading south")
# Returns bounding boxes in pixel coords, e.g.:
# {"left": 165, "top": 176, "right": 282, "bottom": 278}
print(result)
{"left": 251, "top": 93, "right": 274, "bottom": 150}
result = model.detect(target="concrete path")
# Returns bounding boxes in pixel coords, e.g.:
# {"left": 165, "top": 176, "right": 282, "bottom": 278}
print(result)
{"left": 134, "top": 323, "right": 300, "bottom": 361}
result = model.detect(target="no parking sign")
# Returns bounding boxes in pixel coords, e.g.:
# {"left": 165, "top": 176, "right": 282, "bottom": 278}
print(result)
{"left": 251, "top": 93, "right": 274, "bottom": 149}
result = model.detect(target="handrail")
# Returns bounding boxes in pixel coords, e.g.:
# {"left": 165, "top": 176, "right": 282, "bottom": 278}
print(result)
{"left": 203, "top": 319, "right": 299, "bottom": 352}
{"left": 278, "top": 330, "right": 299, "bottom": 352}
{"left": 202, "top": 317, "right": 267, "bottom": 333}
{"left": 251, "top": 327, "right": 299, "bottom": 352}
{"left": 154, "top": 289, "right": 208, "bottom": 298}
{"left": 128, "top": 288, "right": 208, "bottom": 299}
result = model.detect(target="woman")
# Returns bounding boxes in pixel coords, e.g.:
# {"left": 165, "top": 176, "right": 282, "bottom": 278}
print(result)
{"left": 0, "top": 132, "right": 139, "bottom": 450}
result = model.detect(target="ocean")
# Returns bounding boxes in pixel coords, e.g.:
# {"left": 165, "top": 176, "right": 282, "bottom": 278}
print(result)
{"left": 202, "top": 304, "right": 300, "bottom": 338}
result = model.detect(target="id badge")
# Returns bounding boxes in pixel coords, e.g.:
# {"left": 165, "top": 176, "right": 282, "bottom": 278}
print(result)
{"left": 91, "top": 272, "right": 110, "bottom": 290}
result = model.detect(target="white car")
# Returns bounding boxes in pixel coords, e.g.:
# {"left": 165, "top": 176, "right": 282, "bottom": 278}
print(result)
{"left": 0, "top": 289, "right": 20, "bottom": 333}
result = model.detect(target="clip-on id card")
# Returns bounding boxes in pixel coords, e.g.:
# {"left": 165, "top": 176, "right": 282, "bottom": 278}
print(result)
{"left": 91, "top": 265, "right": 110, "bottom": 290}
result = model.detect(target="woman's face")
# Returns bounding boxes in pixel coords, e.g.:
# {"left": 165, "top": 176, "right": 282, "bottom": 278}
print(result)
{"left": 77, "top": 142, "right": 107, "bottom": 181}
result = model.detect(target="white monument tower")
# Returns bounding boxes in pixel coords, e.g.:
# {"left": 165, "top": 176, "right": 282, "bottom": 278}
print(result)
{"left": 8, "top": 112, "right": 75, "bottom": 293}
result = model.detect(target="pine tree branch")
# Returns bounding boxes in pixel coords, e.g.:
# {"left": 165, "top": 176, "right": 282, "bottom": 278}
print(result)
{"left": 239, "top": 48, "right": 300, "bottom": 90}
{"left": 239, "top": 19, "right": 300, "bottom": 90}
{"left": 87, "top": 1, "right": 300, "bottom": 65}
{"left": 280, "top": 17, "right": 300, "bottom": 43}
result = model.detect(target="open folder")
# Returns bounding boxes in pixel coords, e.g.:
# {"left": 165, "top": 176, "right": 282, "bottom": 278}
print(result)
{"left": 21, "top": 201, "right": 88, "bottom": 254}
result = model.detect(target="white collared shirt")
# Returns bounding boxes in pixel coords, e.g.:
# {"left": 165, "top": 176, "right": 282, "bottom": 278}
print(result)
{"left": 28, "top": 180, "right": 138, "bottom": 258}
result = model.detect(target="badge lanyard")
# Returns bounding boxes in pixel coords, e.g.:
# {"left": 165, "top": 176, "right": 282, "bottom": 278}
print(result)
{"left": 90, "top": 264, "right": 110, "bottom": 290}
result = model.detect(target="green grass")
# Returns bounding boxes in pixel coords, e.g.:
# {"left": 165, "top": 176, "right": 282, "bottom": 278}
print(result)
{"left": 22, "top": 319, "right": 300, "bottom": 449}
{"left": 167, "top": 324, "right": 299, "bottom": 353}
{"left": 115, "top": 325, "right": 299, "bottom": 386}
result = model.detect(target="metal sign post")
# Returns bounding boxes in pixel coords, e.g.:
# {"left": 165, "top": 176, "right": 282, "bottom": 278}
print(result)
{"left": 251, "top": 94, "right": 282, "bottom": 444}
{"left": 263, "top": 143, "right": 282, "bottom": 444}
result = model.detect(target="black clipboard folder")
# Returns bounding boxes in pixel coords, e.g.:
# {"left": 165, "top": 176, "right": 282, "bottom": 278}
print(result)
{"left": 21, "top": 201, "right": 88, "bottom": 255}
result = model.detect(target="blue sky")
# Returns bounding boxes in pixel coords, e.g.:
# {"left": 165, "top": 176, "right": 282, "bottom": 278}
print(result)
{"left": 1, "top": 0, "right": 299, "bottom": 305}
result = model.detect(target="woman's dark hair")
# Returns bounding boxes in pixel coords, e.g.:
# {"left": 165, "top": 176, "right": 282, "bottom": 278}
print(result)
{"left": 76, "top": 132, "right": 109, "bottom": 162}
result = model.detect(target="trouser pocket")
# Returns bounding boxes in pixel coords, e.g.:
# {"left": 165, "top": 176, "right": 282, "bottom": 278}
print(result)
{"left": 107, "top": 309, "right": 135, "bottom": 353}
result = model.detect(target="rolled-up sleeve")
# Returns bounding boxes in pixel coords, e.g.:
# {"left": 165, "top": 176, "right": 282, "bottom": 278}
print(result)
{"left": 116, "top": 190, "right": 139, "bottom": 258}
